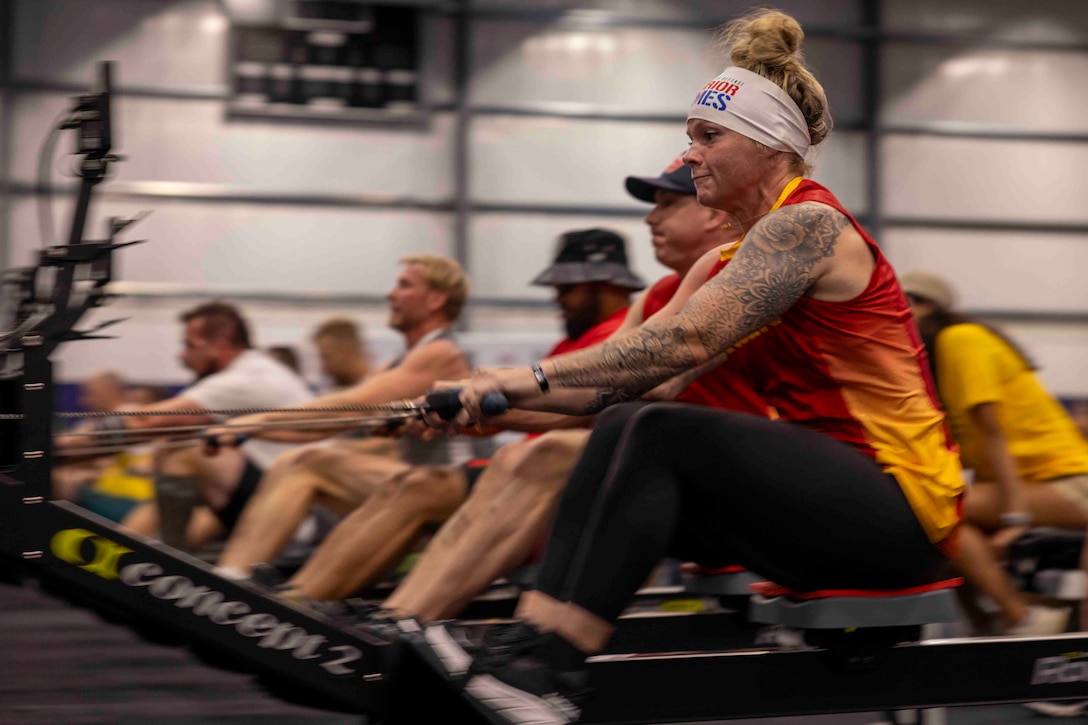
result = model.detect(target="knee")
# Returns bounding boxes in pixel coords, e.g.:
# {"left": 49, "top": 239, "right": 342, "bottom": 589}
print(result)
{"left": 489, "top": 437, "right": 530, "bottom": 472}
{"left": 512, "top": 433, "right": 585, "bottom": 490}
{"left": 594, "top": 401, "right": 647, "bottom": 429}
{"left": 292, "top": 446, "right": 333, "bottom": 471}
{"left": 526, "top": 430, "right": 587, "bottom": 461}
{"left": 586, "top": 402, "right": 676, "bottom": 453}
{"left": 153, "top": 442, "right": 199, "bottom": 473}
{"left": 388, "top": 466, "right": 465, "bottom": 513}
{"left": 265, "top": 445, "right": 310, "bottom": 476}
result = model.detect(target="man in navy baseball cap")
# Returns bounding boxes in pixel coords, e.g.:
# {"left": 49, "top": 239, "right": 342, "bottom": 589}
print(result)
{"left": 624, "top": 156, "right": 697, "bottom": 202}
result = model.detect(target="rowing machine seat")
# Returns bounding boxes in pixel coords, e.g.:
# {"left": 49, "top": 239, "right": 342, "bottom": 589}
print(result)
{"left": 749, "top": 578, "right": 962, "bottom": 630}
{"left": 681, "top": 563, "right": 764, "bottom": 597}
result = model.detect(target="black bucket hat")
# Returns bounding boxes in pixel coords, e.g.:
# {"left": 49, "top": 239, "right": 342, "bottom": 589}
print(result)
{"left": 531, "top": 229, "right": 647, "bottom": 291}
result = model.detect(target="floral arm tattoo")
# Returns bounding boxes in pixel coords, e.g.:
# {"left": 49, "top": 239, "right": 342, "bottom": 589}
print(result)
{"left": 549, "top": 202, "right": 850, "bottom": 413}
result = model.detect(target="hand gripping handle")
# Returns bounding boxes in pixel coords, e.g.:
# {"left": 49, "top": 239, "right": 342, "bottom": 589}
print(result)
{"left": 423, "top": 389, "right": 509, "bottom": 421}
{"left": 204, "top": 432, "right": 249, "bottom": 452}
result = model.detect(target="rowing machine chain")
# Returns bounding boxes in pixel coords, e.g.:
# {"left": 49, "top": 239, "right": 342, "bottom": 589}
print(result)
{"left": 0, "top": 402, "right": 421, "bottom": 421}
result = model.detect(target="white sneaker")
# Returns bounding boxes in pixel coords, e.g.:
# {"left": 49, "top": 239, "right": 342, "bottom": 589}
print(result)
{"left": 1022, "top": 700, "right": 1088, "bottom": 718}
{"left": 1003, "top": 605, "right": 1070, "bottom": 636}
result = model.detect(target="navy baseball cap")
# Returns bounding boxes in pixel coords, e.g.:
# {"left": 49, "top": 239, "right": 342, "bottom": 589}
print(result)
{"left": 624, "top": 155, "right": 696, "bottom": 203}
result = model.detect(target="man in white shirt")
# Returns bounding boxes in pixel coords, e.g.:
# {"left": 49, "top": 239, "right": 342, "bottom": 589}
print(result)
{"left": 120, "top": 302, "right": 314, "bottom": 548}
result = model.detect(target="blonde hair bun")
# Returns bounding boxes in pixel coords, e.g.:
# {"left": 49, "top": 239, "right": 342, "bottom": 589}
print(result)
{"left": 726, "top": 9, "right": 805, "bottom": 73}
{"left": 717, "top": 8, "right": 832, "bottom": 149}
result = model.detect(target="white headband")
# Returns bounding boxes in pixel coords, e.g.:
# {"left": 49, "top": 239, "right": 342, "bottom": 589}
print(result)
{"left": 687, "top": 66, "right": 810, "bottom": 158}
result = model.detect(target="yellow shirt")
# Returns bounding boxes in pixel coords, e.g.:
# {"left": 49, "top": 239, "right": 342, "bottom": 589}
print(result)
{"left": 936, "top": 323, "right": 1088, "bottom": 482}
{"left": 92, "top": 451, "right": 155, "bottom": 501}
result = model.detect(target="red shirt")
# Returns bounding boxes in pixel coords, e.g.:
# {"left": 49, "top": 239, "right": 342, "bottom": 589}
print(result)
{"left": 523, "top": 307, "right": 629, "bottom": 440}
{"left": 642, "top": 273, "right": 769, "bottom": 417}
{"left": 545, "top": 307, "right": 627, "bottom": 358}
{"left": 706, "top": 179, "right": 963, "bottom": 549}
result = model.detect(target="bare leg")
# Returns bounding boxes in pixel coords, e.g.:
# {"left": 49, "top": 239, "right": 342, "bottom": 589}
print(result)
{"left": 953, "top": 523, "right": 1029, "bottom": 627}
{"left": 386, "top": 430, "right": 590, "bottom": 622}
{"left": 217, "top": 442, "right": 409, "bottom": 574}
{"left": 185, "top": 507, "right": 226, "bottom": 550}
{"left": 52, "top": 462, "right": 101, "bottom": 502}
{"left": 121, "top": 501, "right": 159, "bottom": 537}
{"left": 288, "top": 466, "right": 468, "bottom": 600}
{"left": 156, "top": 444, "right": 248, "bottom": 512}
{"left": 958, "top": 481, "right": 1088, "bottom": 627}
{"left": 120, "top": 444, "right": 242, "bottom": 545}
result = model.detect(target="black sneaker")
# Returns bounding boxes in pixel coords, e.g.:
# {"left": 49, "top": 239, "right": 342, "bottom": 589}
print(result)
{"left": 249, "top": 563, "right": 291, "bottom": 593}
{"left": 459, "top": 622, "right": 589, "bottom": 725}
{"left": 410, "top": 620, "right": 510, "bottom": 685}
{"left": 335, "top": 602, "right": 424, "bottom": 645}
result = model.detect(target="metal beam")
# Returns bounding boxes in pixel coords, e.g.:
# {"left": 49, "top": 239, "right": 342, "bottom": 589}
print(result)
{"left": 451, "top": 0, "right": 471, "bottom": 332}
{"left": 0, "top": 0, "right": 13, "bottom": 273}
{"left": 881, "top": 122, "right": 1088, "bottom": 145}
{"left": 884, "top": 216, "right": 1088, "bottom": 236}
{"left": 861, "top": 0, "right": 883, "bottom": 245}
{"left": 4, "top": 180, "right": 453, "bottom": 212}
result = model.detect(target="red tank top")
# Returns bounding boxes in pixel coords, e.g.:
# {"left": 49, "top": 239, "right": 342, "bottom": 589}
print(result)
{"left": 642, "top": 274, "right": 768, "bottom": 416}
{"left": 707, "top": 179, "right": 963, "bottom": 550}
{"left": 523, "top": 307, "right": 630, "bottom": 441}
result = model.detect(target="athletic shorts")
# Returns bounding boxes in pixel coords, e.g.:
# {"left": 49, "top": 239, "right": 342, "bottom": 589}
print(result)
{"left": 1049, "top": 473, "right": 1088, "bottom": 518}
{"left": 462, "top": 459, "right": 489, "bottom": 493}
{"left": 213, "top": 459, "right": 263, "bottom": 531}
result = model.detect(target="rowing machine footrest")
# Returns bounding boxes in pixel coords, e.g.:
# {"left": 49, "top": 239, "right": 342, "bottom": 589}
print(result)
{"left": 749, "top": 578, "right": 962, "bottom": 630}
{"left": 1034, "top": 569, "right": 1088, "bottom": 600}
{"left": 681, "top": 563, "right": 765, "bottom": 597}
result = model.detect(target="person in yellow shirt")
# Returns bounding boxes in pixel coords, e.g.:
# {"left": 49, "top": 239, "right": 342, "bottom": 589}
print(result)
{"left": 903, "top": 270, "right": 1088, "bottom": 634}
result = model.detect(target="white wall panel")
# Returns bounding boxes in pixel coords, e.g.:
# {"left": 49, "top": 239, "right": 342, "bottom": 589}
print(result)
{"left": 882, "top": 45, "right": 1088, "bottom": 133}
{"left": 474, "top": 0, "right": 860, "bottom": 26}
{"left": 810, "top": 132, "right": 868, "bottom": 216}
{"left": 882, "top": 0, "right": 1088, "bottom": 43}
{"left": 882, "top": 136, "right": 1088, "bottom": 223}
{"left": 1000, "top": 323, "right": 1088, "bottom": 398}
{"left": 10, "top": 93, "right": 455, "bottom": 197}
{"left": 471, "top": 117, "right": 868, "bottom": 213}
{"left": 882, "top": 228, "right": 1088, "bottom": 314}
{"left": 470, "top": 23, "right": 863, "bottom": 123}
{"left": 469, "top": 213, "right": 669, "bottom": 300}
{"left": 14, "top": 0, "right": 228, "bottom": 90}
{"left": 9, "top": 197, "right": 454, "bottom": 296}
{"left": 471, "top": 117, "right": 688, "bottom": 207}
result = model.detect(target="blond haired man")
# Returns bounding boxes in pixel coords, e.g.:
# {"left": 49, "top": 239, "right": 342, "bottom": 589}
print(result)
{"left": 210, "top": 255, "right": 473, "bottom": 576}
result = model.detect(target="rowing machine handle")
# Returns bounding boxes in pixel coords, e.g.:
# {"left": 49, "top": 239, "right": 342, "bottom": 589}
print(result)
{"left": 204, "top": 432, "right": 249, "bottom": 453}
{"left": 424, "top": 389, "right": 509, "bottom": 421}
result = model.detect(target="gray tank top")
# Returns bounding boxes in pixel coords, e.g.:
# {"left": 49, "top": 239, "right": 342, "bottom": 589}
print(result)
{"left": 389, "top": 328, "right": 474, "bottom": 466}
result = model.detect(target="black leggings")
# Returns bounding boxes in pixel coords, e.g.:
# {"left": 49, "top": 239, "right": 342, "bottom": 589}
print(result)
{"left": 536, "top": 403, "right": 949, "bottom": 623}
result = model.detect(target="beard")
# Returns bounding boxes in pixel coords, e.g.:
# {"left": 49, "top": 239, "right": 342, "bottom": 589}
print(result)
{"left": 564, "top": 295, "right": 601, "bottom": 341}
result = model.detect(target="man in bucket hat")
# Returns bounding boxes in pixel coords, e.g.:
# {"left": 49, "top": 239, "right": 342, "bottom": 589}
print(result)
{"left": 533, "top": 229, "right": 646, "bottom": 342}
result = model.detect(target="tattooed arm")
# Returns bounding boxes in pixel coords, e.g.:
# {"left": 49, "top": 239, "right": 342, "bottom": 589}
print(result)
{"left": 453, "top": 202, "right": 857, "bottom": 420}
{"left": 543, "top": 202, "right": 850, "bottom": 411}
